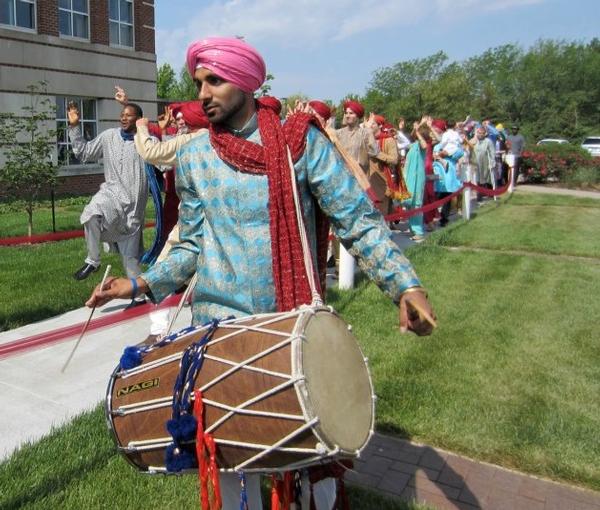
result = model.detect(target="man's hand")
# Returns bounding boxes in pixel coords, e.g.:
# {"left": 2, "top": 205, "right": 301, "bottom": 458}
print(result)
{"left": 136, "top": 117, "right": 149, "bottom": 128}
{"left": 158, "top": 106, "right": 173, "bottom": 131}
{"left": 114, "top": 85, "right": 128, "bottom": 105}
{"left": 85, "top": 276, "right": 140, "bottom": 308}
{"left": 399, "top": 289, "right": 437, "bottom": 336}
{"left": 67, "top": 102, "right": 80, "bottom": 126}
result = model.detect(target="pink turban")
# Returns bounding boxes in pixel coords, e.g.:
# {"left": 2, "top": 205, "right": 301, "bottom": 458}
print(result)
{"left": 186, "top": 37, "right": 266, "bottom": 93}
{"left": 308, "top": 100, "right": 331, "bottom": 121}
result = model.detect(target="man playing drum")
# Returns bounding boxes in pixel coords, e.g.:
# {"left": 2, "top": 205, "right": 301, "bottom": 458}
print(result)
{"left": 87, "top": 36, "right": 435, "bottom": 509}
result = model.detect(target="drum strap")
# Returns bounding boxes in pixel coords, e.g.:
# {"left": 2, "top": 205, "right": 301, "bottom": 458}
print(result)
{"left": 286, "top": 147, "right": 323, "bottom": 307}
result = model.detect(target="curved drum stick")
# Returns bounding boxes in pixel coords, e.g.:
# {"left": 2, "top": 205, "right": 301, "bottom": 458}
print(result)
{"left": 61, "top": 265, "right": 111, "bottom": 373}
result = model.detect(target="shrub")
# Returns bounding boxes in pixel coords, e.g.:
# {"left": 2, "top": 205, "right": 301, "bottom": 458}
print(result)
{"left": 521, "top": 144, "right": 599, "bottom": 184}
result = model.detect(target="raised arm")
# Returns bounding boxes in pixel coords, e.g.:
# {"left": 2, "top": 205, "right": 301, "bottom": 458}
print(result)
{"left": 66, "top": 102, "right": 104, "bottom": 163}
{"left": 134, "top": 117, "right": 201, "bottom": 166}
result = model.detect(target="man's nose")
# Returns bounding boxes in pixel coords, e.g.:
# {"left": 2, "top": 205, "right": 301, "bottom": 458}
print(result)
{"left": 198, "top": 83, "right": 211, "bottom": 101}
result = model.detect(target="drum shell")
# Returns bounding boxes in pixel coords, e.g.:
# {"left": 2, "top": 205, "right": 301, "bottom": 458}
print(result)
{"left": 106, "top": 307, "right": 374, "bottom": 473}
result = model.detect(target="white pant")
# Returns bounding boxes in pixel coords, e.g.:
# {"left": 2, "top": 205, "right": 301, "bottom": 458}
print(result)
{"left": 219, "top": 473, "right": 337, "bottom": 510}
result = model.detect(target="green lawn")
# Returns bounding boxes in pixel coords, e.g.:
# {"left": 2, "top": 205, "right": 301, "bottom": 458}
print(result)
{"left": 329, "top": 246, "right": 600, "bottom": 490}
{"left": 1, "top": 189, "right": 599, "bottom": 503}
{"left": 435, "top": 193, "right": 600, "bottom": 258}
{"left": 0, "top": 197, "right": 157, "bottom": 238}
{"left": 0, "top": 229, "right": 158, "bottom": 331}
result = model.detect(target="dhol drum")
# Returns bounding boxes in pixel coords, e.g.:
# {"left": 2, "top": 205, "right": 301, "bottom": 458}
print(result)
{"left": 106, "top": 305, "right": 375, "bottom": 473}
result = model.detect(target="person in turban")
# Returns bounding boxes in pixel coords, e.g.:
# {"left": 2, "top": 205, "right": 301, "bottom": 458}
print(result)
{"left": 335, "top": 100, "right": 379, "bottom": 175}
{"left": 87, "top": 36, "right": 435, "bottom": 510}
{"left": 367, "top": 114, "right": 400, "bottom": 215}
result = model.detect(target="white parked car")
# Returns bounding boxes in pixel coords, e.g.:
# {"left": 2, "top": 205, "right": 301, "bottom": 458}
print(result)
{"left": 536, "top": 138, "right": 569, "bottom": 145}
{"left": 581, "top": 136, "right": 600, "bottom": 157}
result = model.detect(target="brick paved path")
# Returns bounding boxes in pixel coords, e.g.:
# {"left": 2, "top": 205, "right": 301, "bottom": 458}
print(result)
{"left": 347, "top": 433, "right": 600, "bottom": 510}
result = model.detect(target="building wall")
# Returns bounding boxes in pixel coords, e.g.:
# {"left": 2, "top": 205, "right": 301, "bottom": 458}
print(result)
{"left": 0, "top": 0, "right": 157, "bottom": 196}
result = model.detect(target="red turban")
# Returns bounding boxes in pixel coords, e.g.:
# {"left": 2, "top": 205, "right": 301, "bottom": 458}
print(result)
{"left": 147, "top": 122, "right": 163, "bottom": 140}
{"left": 257, "top": 96, "right": 282, "bottom": 115}
{"left": 308, "top": 100, "right": 331, "bottom": 121}
{"left": 186, "top": 37, "right": 266, "bottom": 93}
{"left": 432, "top": 119, "right": 447, "bottom": 132}
{"left": 343, "top": 100, "right": 365, "bottom": 118}
{"left": 373, "top": 114, "right": 386, "bottom": 126}
{"left": 169, "top": 101, "right": 209, "bottom": 131}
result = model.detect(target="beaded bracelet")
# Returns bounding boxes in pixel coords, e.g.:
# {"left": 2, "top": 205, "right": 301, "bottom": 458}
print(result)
{"left": 130, "top": 277, "right": 138, "bottom": 299}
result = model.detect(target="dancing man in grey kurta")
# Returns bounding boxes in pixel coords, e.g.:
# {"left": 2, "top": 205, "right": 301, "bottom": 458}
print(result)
{"left": 68, "top": 103, "right": 148, "bottom": 283}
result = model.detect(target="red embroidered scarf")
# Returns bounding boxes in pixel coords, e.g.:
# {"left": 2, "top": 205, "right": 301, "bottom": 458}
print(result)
{"left": 208, "top": 104, "right": 329, "bottom": 312}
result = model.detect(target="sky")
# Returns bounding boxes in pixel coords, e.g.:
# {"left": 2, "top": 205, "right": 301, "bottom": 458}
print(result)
{"left": 155, "top": 0, "right": 599, "bottom": 103}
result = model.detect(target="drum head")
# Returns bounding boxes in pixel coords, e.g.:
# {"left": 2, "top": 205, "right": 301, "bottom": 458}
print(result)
{"left": 302, "top": 310, "right": 373, "bottom": 453}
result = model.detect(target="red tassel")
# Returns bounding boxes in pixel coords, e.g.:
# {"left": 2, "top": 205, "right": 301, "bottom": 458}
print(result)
{"left": 194, "top": 389, "right": 210, "bottom": 510}
{"left": 271, "top": 475, "right": 282, "bottom": 510}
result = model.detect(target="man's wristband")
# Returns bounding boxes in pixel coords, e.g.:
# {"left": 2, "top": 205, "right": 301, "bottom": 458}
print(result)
{"left": 130, "top": 278, "right": 138, "bottom": 299}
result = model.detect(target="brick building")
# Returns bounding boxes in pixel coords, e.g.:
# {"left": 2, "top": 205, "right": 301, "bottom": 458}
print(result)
{"left": 0, "top": 0, "right": 157, "bottom": 196}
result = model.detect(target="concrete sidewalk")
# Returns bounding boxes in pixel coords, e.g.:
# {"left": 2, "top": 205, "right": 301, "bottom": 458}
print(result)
{"left": 0, "top": 298, "right": 192, "bottom": 460}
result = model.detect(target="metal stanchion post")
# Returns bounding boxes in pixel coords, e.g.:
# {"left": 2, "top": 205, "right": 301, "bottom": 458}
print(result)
{"left": 338, "top": 244, "right": 355, "bottom": 290}
{"left": 462, "top": 164, "right": 471, "bottom": 221}
{"left": 506, "top": 154, "right": 515, "bottom": 194}
{"left": 51, "top": 188, "right": 56, "bottom": 233}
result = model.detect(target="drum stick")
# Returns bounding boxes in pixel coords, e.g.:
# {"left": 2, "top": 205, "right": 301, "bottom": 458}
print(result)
{"left": 61, "top": 265, "right": 111, "bottom": 373}
{"left": 407, "top": 299, "right": 437, "bottom": 329}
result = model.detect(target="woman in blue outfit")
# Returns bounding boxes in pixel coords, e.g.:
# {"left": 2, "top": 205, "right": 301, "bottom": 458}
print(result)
{"left": 401, "top": 124, "right": 431, "bottom": 241}
{"left": 432, "top": 143, "right": 464, "bottom": 227}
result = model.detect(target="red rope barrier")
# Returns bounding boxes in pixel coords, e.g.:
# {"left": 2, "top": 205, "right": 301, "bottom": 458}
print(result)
{"left": 384, "top": 170, "right": 512, "bottom": 222}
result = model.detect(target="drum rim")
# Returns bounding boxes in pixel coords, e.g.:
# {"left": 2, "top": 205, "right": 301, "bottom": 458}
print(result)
{"left": 292, "top": 305, "right": 376, "bottom": 458}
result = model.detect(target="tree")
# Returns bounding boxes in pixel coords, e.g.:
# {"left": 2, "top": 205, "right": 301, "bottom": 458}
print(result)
{"left": 156, "top": 63, "right": 178, "bottom": 99}
{"left": 0, "top": 82, "right": 58, "bottom": 237}
{"left": 258, "top": 73, "right": 275, "bottom": 97}
{"left": 172, "top": 66, "right": 199, "bottom": 101}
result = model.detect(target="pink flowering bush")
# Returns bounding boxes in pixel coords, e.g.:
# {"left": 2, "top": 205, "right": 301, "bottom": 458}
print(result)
{"left": 522, "top": 144, "right": 600, "bottom": 184}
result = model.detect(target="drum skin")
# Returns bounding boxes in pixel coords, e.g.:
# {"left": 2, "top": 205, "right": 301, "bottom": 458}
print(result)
{"left": 106, "top": 307, "right": 374, "bottom": 473}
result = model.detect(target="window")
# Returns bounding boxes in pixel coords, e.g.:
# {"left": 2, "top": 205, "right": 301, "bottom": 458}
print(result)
{"left": 0, "top": 0, "right": 35, "bottom": 30}
{"left": 109, "top": 0, "right": 133, "bottom": 48}
{"left": 58, "top": 0, "right": 89, "bottom": 39}
{"left": 56, "top": 97, "right": 97, "bottom": 166}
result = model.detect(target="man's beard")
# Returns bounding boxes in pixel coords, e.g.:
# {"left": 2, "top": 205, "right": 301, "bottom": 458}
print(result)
{"left": 204, "top": 92, "right": 247, "bottom": 127}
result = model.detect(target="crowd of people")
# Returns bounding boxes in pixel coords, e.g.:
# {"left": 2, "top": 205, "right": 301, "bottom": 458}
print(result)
{"left": 297, "top": 103, "right": 527, "bottom": 243}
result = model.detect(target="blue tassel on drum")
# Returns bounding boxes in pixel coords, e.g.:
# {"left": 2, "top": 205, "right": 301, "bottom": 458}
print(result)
{"left": 119, "top": 346, "right": 143, "bottom": 369}
{"left": 165, "top": 444, "right": 197, "bottom": 472}
{"left": 166, "top": 414, "right": 197, "bottom": 442}
{"left": 164, "top": 316, "right": 234, "bottom": 473}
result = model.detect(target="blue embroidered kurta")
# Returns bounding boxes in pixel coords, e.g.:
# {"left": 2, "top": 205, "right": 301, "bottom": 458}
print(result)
{"left": 142, "top": 118, "right": 421, "bottom": 325}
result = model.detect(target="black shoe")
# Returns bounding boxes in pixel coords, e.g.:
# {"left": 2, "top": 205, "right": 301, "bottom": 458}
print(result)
{"left": 73, "top": 263, "right": 99, "bottom": 281}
